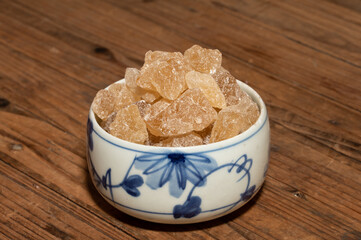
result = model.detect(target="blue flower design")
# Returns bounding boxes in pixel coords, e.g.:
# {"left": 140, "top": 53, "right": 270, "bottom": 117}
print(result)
{"left": 87, "top": 118, "right": 94, "bottom": 151}
{"left": 134, "top": 153, "right": 217, "bottom": 198}
{"left": 173, "top": 196, "right": 201, "bottom": 219}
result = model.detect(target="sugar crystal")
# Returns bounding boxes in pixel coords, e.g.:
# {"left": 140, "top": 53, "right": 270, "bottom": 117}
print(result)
{"left": 212, "top": 67, "right": 248, "bottom": 106}
{"left": 114, "top": 86, "right": 140, "bottom": 111}
{"left": 147, "top": 58, "right": 187, "bottom": 100}
{"left": 109, "top": 105, "right": 148, "bottom": 144}
{"left": 154, "top": 132, "right": 203, "bottom": 147}
{"left": 108, "top": 82, "right": 124, "bottom": 95}
{"left": 137, "top": 51, "right": 184, "bottom": 92}
{"left": 185, "top": 70, "right": 226, "bottom": 109}
{"left": 141, "top": 90, "right": 161, "bottom": 103}
{"left": 145, "top": 131, "right": 165, "bottom": 146}
{"left": 134, "top": 100, "right": 150, "bottom": 118}
{"left": 184, "top": 45, "right": 222, "bottom": 74}
{"left": 196, "top": 123, "right": 213, "bottom": 145}
{"left": 209, "top": 96, "right": 259, "bottom": 143}
{"left": 125, "top": 68, "right": 140, "bottom": 90}
{"left": 100, "top": 111, "right": 117, "bottom": 132}
{"left": 144, "top": 98, "right": 171, "bottom": 121}
{"left": 144, "top": 50, "right": 183, "bottom": 65}
{"left": 137, "top": 61, "right": 158, "bottom": 91}
{"left": 146, "top": 88, "right": 217, "bottom": 136}
{"left": 92, "top": 89, "right": 115, "bottom": 121}
{"left": 128, "top": 85, "right": 160, "bottom": 103}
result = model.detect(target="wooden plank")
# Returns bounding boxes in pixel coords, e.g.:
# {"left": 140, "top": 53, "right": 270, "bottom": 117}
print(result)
{"left": 0, "top": 0, "right": 360, "bottom": 239}
{"left": 0, "top": 43, "right": 91, "bottom": 137}
{"left": 269, "top": 127, "right": 361, "bottom": 222}
{"left": 0, "top": 1, "right": 130, "bottom": 89}
{"left": 209, "top": 0, "right": 361, "bottom": 66}
{"left": 325, "top": 0, "right": 361, "bottom": 14}
{"left": 0, "top": 159, "right": 135, "bottom": 239}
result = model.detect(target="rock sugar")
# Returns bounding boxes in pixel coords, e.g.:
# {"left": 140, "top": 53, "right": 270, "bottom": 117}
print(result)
{"left": 92, "top": 45, "right": 260, "bottom": 146}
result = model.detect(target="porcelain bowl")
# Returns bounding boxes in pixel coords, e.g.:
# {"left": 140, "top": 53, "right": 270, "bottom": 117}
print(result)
{"left": 86, "top": 80, "right": 270, "bottom": 224}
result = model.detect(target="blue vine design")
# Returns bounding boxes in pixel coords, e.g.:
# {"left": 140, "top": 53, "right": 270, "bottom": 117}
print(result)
{"left": 173, "top": 154, "right": 256, "bottom": 219}
{"left": 88, "top": 152, "right": 144, "bottom": 199}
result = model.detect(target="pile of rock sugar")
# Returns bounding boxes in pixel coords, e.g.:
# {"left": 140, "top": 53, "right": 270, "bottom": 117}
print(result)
{"left": 92, "top": 45, "right": 260, "bottom": 147}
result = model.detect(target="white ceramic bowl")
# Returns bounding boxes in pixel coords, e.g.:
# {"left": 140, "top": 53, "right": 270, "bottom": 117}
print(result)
{"left": 86, "top": 80, "right": 270, "bottom": 224}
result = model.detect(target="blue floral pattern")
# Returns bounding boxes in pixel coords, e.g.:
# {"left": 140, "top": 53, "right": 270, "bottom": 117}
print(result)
{"left": 88, "top": 150, "right": 258, "bottom": 219}
{"left": 87, "top": 115, "right": 268, "bottom": 220}
{"left": 134, "top": 153, "right": 217, "bottom": 198}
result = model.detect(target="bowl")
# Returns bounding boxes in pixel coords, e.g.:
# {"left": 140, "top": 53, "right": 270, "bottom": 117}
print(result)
{"left": 86, "top": 79, "right": 270, "bottom": 224}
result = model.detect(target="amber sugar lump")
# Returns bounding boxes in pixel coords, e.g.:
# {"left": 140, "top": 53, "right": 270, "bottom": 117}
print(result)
{"left": 108, "top": 104, "right": 148, "bottom": 144}
{"left": 145, "top": 88, "right": 217, "bottom": 137}
{"left": 154, "top": 132, "right": 203, "bottom": 147}
{"left": 149, "top": 58, "right": 187, "bottom": 100}
{"left": 124, "top": 68, "right": 140, "bottom": 90}
{"left": 209, "top": 95, "right": 260, "bottom": 143}
{"left": 144, "top": 98, "right": 171, "bottom": 122}
{"left": 134, "top": 100, "right": 150, "bottom": 118}
{"left": 92, "top": 89, "right": 115, "bottom": 121}
{"left": 137, "top": 51, "right": 184, "bottom": 94}
{"left": 114, "top": 85, "right": 140, "bottom": 111}
{"left": 212, "top": 67, "right": 248, "bottom": 106}
{"left": 185, "top": 70, "right": 226, "bottom": 109}
{"left": 144, "top": 50, "right": 183, "bottom": 66}
{"left": 184, "top": 45, "right": 222, "bottom": 74}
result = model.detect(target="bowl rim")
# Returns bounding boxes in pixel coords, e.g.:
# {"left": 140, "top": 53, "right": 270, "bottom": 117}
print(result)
{"left": 89, "top": 79, "right": 268, "bottom": 153}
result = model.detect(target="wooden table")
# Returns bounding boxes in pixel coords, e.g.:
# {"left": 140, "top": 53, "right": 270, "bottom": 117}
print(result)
{"left": 1, "top": 0, "right": 360, "bottom": 239}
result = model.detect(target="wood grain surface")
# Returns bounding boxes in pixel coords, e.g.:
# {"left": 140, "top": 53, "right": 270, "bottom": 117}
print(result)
{"left": 0, "top": 0, "right": 360, "bottom": 239}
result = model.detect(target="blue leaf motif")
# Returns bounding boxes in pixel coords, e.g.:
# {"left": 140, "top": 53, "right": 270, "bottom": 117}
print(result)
{"left": 124, "top": 175, "right": 144, "bottom": 188}
{"left": 87, "top": 118, "right": 94, "bottom": 151}
{"left": 88, "top": 153, "right": 144, "bottom": 199}
{"left": 173, "top": 196, "right": 202, "bottom": 219}
{"left": 101, "top": 175, "right": 108, "bottom": 189}
{"left": 101, "top": 169, "right": 111, "bottom": 190}
{"left": 123, "top": 175, "right": 144, "bottom": 197}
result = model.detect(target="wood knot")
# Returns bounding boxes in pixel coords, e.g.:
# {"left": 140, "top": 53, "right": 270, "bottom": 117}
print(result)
{"left": 0, "top": 98, "right": 10, "bottom": 107}
{"left": 286, "top": 187, "right": 307, "bottom": 200}
{"left": 94, "top": 46, "right": 109, "bottom": 54}
{"left": 93, "top": 46, "right": 116, "bottom": 61}
{"left": 10, "top": 143, "right": 23, "bottom": 151}
{"left": 328, "top": 119, "right": 339, "bottom": 126}
{"left": 270, "top": 144, "right": 279, "bottom": 152}
{"left": 292, "top": 190, "right": 306, "bottom": 200}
